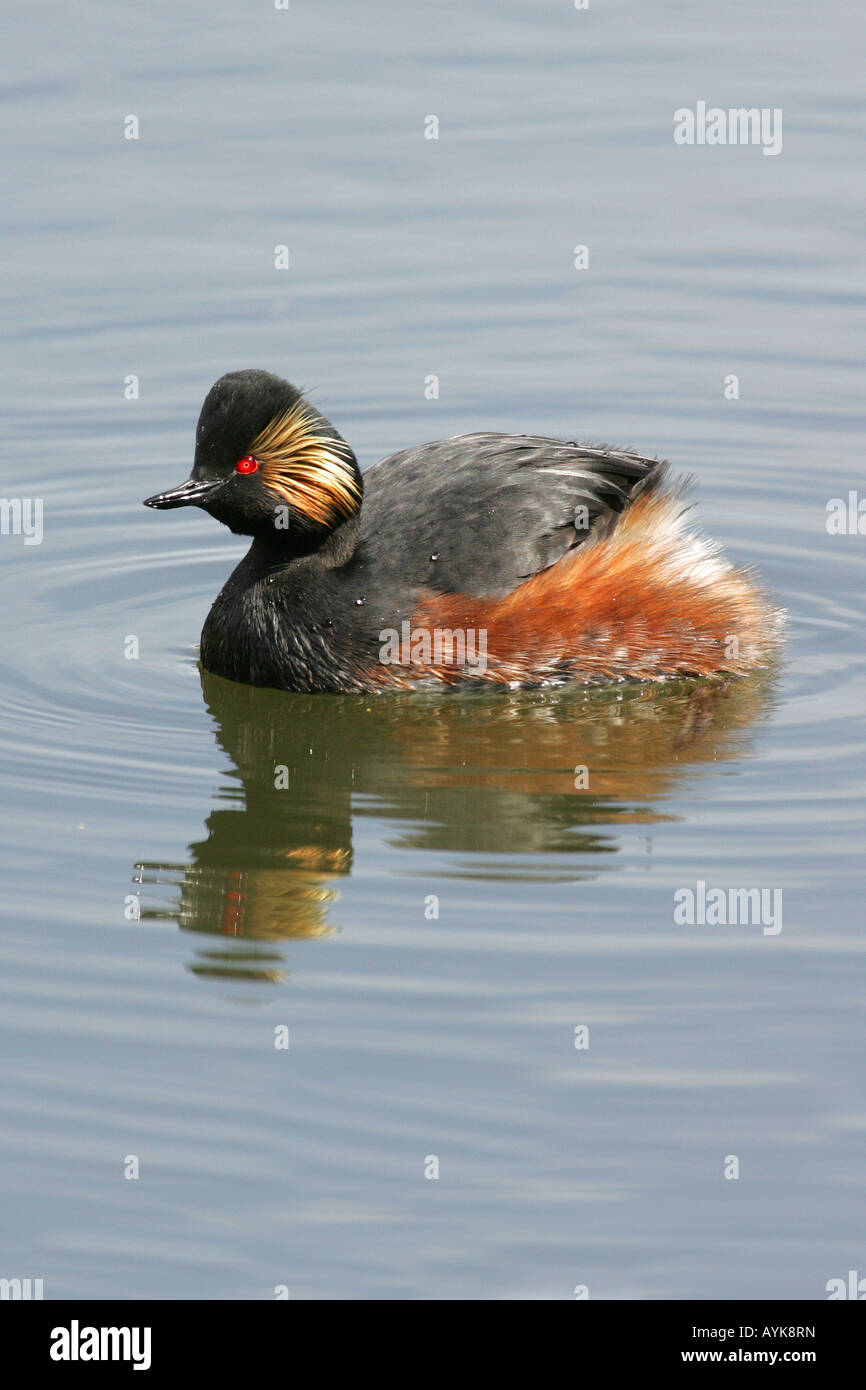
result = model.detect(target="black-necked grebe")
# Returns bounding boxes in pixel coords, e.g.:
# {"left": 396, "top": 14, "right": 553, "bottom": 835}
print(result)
{"left": 143, "top": 369, "right": 780, "bottom": 693}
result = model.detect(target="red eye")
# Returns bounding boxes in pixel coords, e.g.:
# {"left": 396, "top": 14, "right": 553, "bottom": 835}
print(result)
{"left": 235, "top": 455, "right": 259, "bottom": 475}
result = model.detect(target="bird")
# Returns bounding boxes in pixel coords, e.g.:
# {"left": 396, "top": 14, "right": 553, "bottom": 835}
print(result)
{"left": 143, "top": 369, "right": 781, "bottom": 694}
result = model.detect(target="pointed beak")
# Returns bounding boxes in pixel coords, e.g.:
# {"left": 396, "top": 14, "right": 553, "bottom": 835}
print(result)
{"left": 143, "top": 476, "right": 221, "bottom": 510}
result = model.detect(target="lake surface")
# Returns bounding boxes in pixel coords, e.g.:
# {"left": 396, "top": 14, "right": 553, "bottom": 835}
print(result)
{"left": 1, "top": 0, "right": 864, "bottom": 1299}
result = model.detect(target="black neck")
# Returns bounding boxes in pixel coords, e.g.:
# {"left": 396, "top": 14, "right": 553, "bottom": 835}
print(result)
{"left": 248, "top": 510, "right": 362, "bottom": 572}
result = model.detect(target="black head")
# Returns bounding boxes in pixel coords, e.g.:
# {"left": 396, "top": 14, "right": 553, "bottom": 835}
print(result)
{"left": 143, "top": 370, "right": 363, "bottom": 549}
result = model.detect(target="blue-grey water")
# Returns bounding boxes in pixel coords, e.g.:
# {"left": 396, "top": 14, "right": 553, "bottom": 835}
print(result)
{"left": 1, "top": 0, "right": 864, "bottom": 1299}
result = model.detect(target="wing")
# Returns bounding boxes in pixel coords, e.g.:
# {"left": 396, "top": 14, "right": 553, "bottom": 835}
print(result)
{"left": 359, "top": 432, "right": 665, "bottom": 598}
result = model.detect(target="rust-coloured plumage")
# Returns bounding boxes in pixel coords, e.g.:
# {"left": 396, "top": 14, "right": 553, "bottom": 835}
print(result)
{"left": 370, "top": 483, "right": 782, "bottom": 688}
{"left": 249, "top": 401, "right": 362, "bottom": 527}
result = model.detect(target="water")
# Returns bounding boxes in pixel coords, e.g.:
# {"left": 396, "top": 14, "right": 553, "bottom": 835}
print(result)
{"left": 1, "top": 0, "right": 864, "bottom": 1299}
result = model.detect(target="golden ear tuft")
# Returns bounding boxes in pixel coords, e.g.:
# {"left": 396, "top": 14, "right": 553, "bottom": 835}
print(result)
{"left": 249, "top": 401, "right": 361, "bottom": 527}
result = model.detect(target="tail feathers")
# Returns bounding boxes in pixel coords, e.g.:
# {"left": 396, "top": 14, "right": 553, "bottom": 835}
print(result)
{"left": 398, "top": 479, "right": 783, "bottom": 686}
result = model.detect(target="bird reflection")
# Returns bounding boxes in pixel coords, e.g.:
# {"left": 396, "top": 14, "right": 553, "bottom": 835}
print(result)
{"left": 134, "top": 669, "right": 775, "bottom": 981}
